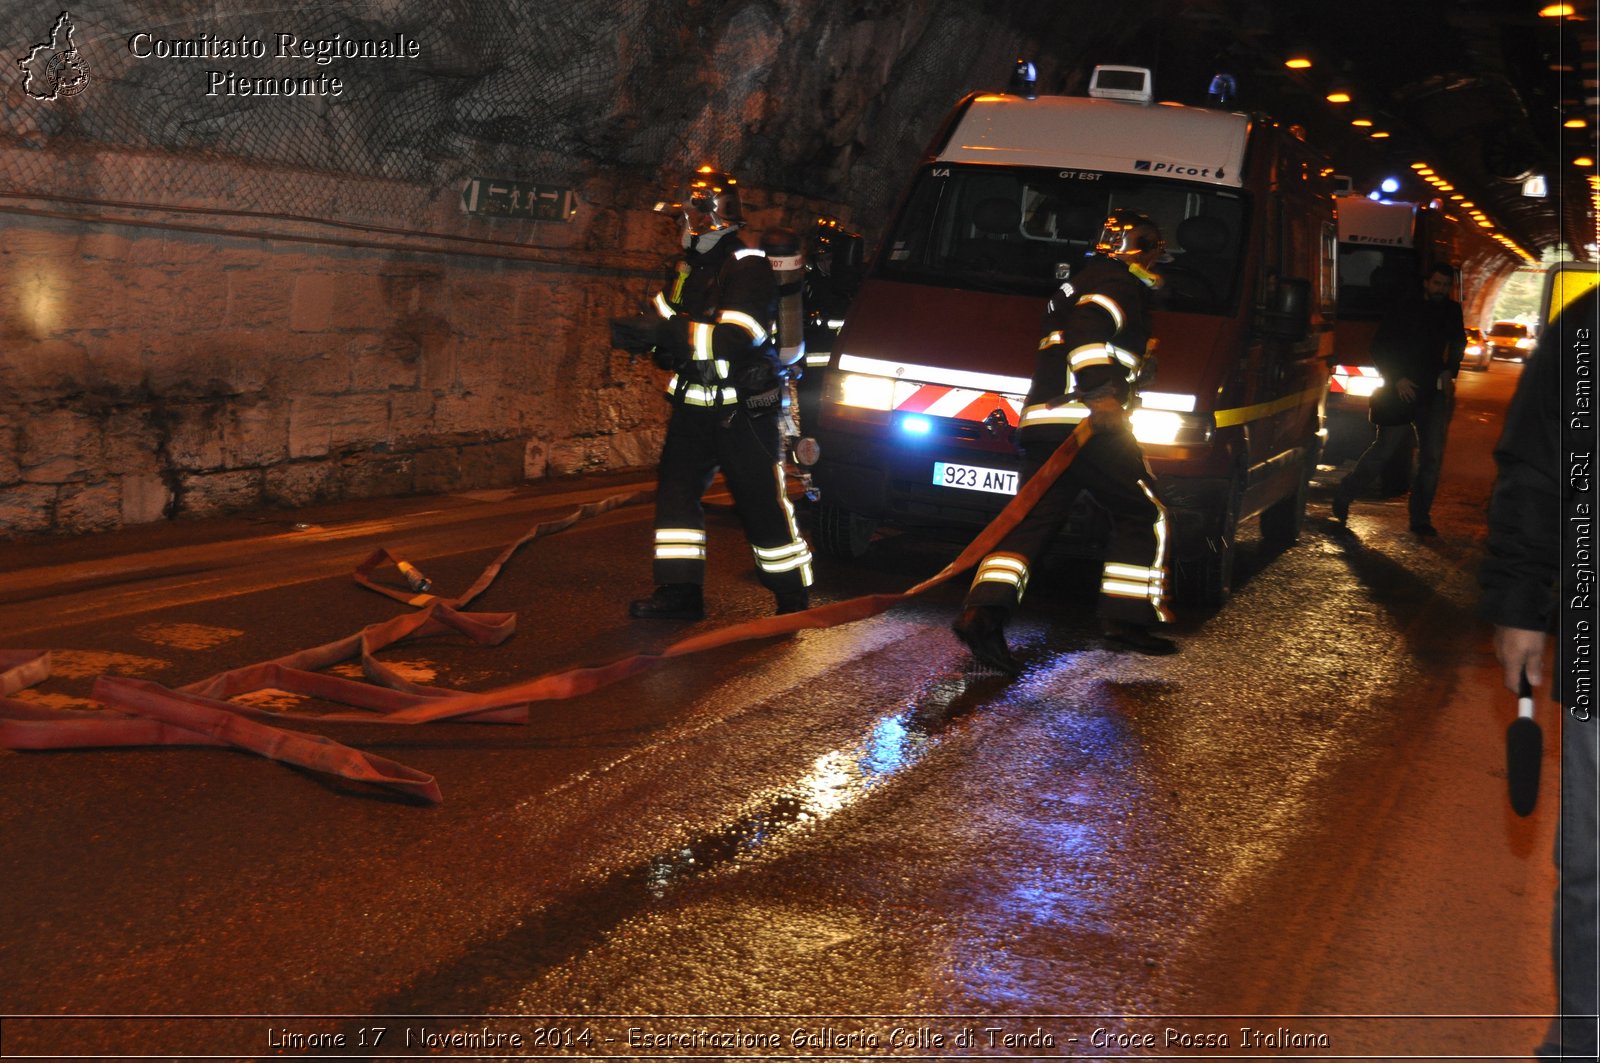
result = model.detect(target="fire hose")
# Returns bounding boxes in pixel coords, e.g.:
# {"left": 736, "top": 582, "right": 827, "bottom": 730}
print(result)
{"left": 0, "top": 422, "right": 1093, "bottom": 803}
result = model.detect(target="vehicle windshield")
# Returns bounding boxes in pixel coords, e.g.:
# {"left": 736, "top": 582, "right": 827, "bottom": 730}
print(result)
{"left": 1337, "top": 244, "right": 1418, "bottom": 318}
{"left": 1488, "top": 322, "right": 1529, "bottom": 338}
{"left": 875, "top": 165, "right": 1248, "bottom": 314}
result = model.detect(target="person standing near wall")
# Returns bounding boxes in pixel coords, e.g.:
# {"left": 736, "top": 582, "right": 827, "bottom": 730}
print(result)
{"left": 612, "top": 167, "right": 813, "bottom": 621}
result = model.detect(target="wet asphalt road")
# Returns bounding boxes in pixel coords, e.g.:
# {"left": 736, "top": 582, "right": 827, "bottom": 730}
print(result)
{"left": 0, "top": 359, "right": 1562, "bottom": 1061}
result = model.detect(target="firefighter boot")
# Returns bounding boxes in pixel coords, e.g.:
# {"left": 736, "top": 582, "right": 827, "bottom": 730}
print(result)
{"left": 1102, "top": 620, "right": 1179, "bottom": 656}
{"left": 774, "top": 589, "right": 810, "bottom": 615}
{"left": 952, "top": 606, "right": 1021, "bottom": 676}
{"left": 629, "top": 583, "right": 705, "bottom": 620}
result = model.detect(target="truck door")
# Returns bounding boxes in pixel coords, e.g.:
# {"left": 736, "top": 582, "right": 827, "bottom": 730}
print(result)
{"left": 1257, "top": 145, "right": 1334, "bottom": 471}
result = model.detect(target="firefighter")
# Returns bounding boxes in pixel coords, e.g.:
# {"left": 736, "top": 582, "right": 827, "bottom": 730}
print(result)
{"left": 952, "top": 208, "right": 1177, "bottom": 672}
{"left": 615, "top": 166, "right": 813, "bottom": 620}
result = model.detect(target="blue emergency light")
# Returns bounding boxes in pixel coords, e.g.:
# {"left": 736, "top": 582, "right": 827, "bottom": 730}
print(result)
{"left": 900, "top": 415, "right": 933, "bottom": 436}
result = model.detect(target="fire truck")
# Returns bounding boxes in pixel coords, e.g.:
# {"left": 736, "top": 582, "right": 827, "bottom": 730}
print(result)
{"left": 811, "top": 65, "right": 1336, "bottom": 607}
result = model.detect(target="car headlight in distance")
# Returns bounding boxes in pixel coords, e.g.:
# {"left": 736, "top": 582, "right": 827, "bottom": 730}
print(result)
{"left": 837, "top": 372, "right": 894, "bottom": 411}
{"left": 1516, "top": 337, "right": 1535, "bottom": 350}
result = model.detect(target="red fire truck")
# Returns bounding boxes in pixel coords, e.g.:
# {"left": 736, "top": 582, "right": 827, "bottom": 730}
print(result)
{"left": 812, "top": 65, "right": 1336, "bottom": 607}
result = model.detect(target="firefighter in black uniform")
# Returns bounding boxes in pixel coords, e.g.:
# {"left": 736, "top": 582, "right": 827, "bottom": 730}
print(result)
{"left": 952, "top": 208, "right": 1177, "bottom": 673}
{"left": 615, "top": 167, "right": 813, "bottom": 620}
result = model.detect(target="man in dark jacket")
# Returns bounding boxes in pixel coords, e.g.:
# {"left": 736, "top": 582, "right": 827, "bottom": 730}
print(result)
{"left": 1479, "top": 286, "right": 1597, "bottom": 1063}
{"left": 951, "top": 209, "right": 1176, "bottom": 674}
{"left": 1332, "top": 262, "right": 1467, "bottom": 535}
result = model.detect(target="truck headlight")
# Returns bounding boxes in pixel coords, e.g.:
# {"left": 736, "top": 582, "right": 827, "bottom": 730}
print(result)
{"left": 837, "top": 372, "right": 895, "bottom": 411}
{"left": 1130, "top": 408, "right": 1213, "bottom": 446}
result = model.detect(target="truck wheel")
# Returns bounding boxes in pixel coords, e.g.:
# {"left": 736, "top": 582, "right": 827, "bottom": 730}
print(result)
{"left": 814, "top": 500, "right": 876, "bottom": 560}
{"left": 1260, "top": 453, "right": 1310, "bottom": 547}
{"left": 1175, "top": 476, "right": 1241, "bottom": 610}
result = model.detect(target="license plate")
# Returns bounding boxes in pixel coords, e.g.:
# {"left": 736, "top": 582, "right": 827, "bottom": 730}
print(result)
{"left": 931, "top": 461, "right": 1018, "bottom": 495}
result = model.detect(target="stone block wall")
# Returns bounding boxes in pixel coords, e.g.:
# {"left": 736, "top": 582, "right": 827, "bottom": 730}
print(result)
{"left": 0, "top": 0, "right": 1075, "bottom": 538}
{"left": 0, "top": 154, "right": 847, "bottom": 537}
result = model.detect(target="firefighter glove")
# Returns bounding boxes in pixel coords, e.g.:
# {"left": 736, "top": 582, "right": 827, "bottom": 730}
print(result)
{"left": 609, "top": 315, "right": 663, "bottom": 353}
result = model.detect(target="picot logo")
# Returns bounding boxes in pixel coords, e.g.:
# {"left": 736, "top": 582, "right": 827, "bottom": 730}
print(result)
{"left": 1134, "top": 160, "right": 1218, "bottom": 178}
{"left": 19, "top": 11, "right": 90, "bottom": 100}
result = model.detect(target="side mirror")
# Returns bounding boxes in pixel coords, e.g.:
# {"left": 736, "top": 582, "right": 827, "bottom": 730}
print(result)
{"left": 1260, "top": 277, "right": 1312, "bottom": 340}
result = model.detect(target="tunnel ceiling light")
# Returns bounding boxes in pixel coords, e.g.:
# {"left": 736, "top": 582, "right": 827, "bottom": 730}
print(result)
{"left": 1370, "top": 130, "right": 1391, "bottom": 139}
{"left": 1575, "top": 155, "right": 1597, "bottom": 167}
{"left": 1351, "top": 118, "right": 1374, "bottom": 127}
{"left": 1539, "top": 3, "right": 1575, "bottom": 16}
{"left": 1326, "top": 89, "right": 1352, "bottom": 104}
{"left": 1285, "top": 55, "right": 1313, "bottom": 70}
{"left": 1410, "top": 161, "right": 1430, "bottom": 170}
{"left": 1565, "top": 117, "right": 1588, "bottom": 128}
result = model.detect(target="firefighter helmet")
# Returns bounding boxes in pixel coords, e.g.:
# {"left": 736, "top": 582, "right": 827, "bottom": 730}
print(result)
{"left": 672, "top": 165, "right": 742, "bottom": 229}
{"left": 1094, "top": 208, "right": 1164, "bottom": 262}
{"left": 656, "top": 166, "right": 744, "bottom": 250}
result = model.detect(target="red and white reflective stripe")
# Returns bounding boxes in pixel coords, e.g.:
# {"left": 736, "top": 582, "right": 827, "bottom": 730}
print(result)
{"left": 1329, "top": 364, "right": 1382, "bottom": 394}
{"left": 892, "top": 383, "right": 1022, "bottom": 425}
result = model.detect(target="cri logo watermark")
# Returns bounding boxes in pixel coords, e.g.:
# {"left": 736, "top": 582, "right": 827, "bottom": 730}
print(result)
{"left": 19, "top": 11, "right": 91, "bottom": 100}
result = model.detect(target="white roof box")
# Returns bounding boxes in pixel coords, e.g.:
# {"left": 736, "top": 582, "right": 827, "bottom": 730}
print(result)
{"left": 1336, "top": 195, "right": 1418, "bottom": 246}
{"left": 936, "top": 93, "right": 1251, "bottom": 188}
{"left": 1089, "top": 65, "right": 1153, "bottom": 104}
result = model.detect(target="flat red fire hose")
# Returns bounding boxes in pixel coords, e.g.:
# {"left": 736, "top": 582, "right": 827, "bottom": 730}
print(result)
{"left": 0, "top": 422, "right": 1092, "bottom": 803}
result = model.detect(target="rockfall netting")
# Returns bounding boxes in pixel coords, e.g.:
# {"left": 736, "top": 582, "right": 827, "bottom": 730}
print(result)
{"left": 2, "top": 0, "right": 1076, "bottom": 235}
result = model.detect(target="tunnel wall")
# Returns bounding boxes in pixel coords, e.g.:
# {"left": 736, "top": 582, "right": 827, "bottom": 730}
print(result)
{"left": 0, "top": 0, "right": 1072, "bottom": 537}
{"left": 0, "top": 152, "right": 835, "bottom": 533}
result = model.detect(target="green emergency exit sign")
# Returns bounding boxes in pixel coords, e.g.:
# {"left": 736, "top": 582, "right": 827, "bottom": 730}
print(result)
{"left": 460, "top": 178, "right": 576, "bottom": 221}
